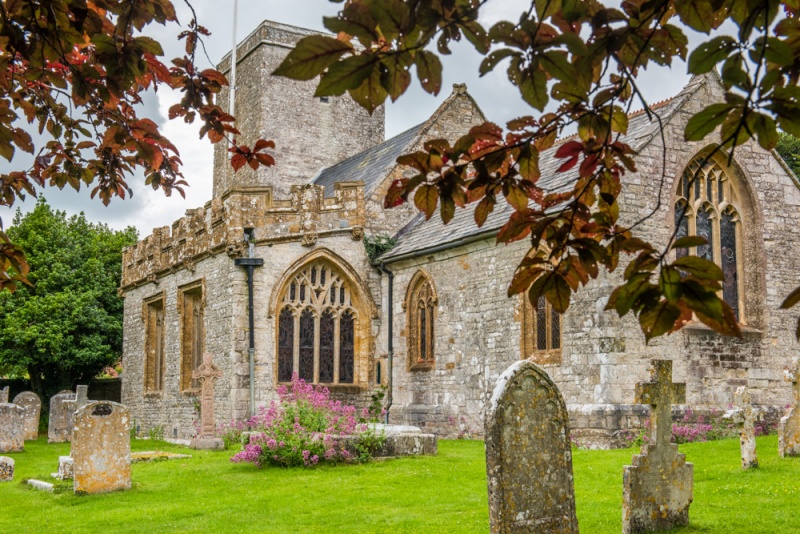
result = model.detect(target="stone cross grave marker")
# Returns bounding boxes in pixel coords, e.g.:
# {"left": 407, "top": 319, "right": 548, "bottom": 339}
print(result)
{"left": 485, "top": 360, "right": 578, "bottom": 534}
{"left": 13, "top": 392, "right": 41, "bottom": 441}
{"left": 780, "top": 359, "right": 800, "bottom": 458}
{"left": 723, "top": 386, "right": 760, "bottom": 469}
{"left": 190, "top": 352, "right": 224, "bottom": 450}
{"left": 623, "top": 360, "right": 693, "bottom": 534}
{"left": 0, "top": 386, "right": 8, "bottom": 403}
{"left": 0, "top": 403, "right": 25, "bottom": 453}
{"left": 72, "top": 401, "right": 131, "bottom": 494}
{"left": 48, "top": 391, "right": 76, "bottom": 443}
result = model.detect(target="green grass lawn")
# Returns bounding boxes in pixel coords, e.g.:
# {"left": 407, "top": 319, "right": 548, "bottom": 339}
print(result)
{"left": 1, "top": 435, "right": 797, "bottom": 533}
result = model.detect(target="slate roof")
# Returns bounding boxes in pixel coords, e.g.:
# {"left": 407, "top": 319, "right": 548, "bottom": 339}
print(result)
{"left": 380, "top": 78, "right": 699, "bottom": 262}
{"left": 311, "top": 123, "right": 425, "bottom": 198}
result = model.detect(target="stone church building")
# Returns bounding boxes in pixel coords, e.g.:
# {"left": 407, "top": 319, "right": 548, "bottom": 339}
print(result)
{"left": 120, "top": 20, "right": 800, "bottom": 447}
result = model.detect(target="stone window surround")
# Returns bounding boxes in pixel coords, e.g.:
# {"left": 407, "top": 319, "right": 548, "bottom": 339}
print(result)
{"left": 141, "top": 290, "right": 166, "bottom": 397}
{"left": 521, "top": 293, "right": 563, "bottom": 365}
{"left": 177, "top": 278, "right": 206, "bottom": 395}
{"left": 403, "top": 270, "right": 438, "bottom": 371}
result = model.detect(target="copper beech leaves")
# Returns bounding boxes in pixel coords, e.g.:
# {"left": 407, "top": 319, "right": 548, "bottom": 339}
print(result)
{"left": 0, "top": 0, "right": 277, "bottom": 291}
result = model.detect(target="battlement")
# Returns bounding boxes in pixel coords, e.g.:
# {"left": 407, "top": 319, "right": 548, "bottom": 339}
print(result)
{"left": 120, "top": 182, "right": 366, "bottom": 290}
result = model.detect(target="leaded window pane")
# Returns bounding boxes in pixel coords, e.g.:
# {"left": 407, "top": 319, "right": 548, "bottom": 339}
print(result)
{"left": 706, "top": 174, "right": 713, "bottom": 202}
{"left": 682, "top": 172, "right": 690, "bottom": 200}
{"left": 721, "top": 211, "right": 740, "bottom": 321}
{"left": 278, "top": 308, "right": 294, "bottom": 382}
{"left": 427, "top": 303, "right": 435, "bottom": 361}
{"left": 536, "top": 296, "right": 547, "bottom": 351}
{"left": 696, "top": 207, "right": 714, "bottom": 262}
{"left": 675, "top": 201, "right": 689, "bottom": 259}
{"left": 551, "top": 309, "right": 561, "bottom": 350}
{"left": 419, "top": 303, "right": 427, "bottom": 361}
{"left": 319, "top": 311, "right": 335, "bottom": 383}
{"left": 339, "top": 311, "right": 355, "bottom": 383}
{"left": 299, "top": 309, "right": 314, "bottom": 381}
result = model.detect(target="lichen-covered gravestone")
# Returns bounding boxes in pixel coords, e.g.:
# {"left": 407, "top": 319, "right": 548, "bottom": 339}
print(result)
{"left": 485, "top": 360, "right": 578, "bottom": 534}
{"left": 0, "top": 456, "right": 14, "bottom": 481}
{"left": 723, "top": 387, "right": 760, "bottom": 469}
{"left": 72, "top": 401, "right": 131, "bottom": 494}
{"left": 0, "top": 386, "right": 8, "bottom": 403}
{"left": 0, "top": 403, "right": 25, "bottom": 453}
{"left": 779, "top": 359, "right": 800, "bottom": 458}
{"left": 48, "top": 391, "right": 76, "bottom": 443}
{"left": 13, "top": 391, "right": 41, "bottom": 440}
{"left": 190, "top": 352, "right": 224, "bottom": 450}
{"left": 623, "top": 360, "right": 693, "bottom": 534}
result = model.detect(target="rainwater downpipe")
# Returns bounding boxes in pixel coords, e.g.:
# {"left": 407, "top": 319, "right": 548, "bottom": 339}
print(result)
{"left": 234, "top": 228, "right": 263, "bottom": 418}
{"left": 378, "top": 263, "right": 394, "bottom": 424}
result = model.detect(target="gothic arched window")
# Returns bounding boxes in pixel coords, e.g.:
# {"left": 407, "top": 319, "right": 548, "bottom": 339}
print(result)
{"left": 675, "top": 156, "right": 744, "bottom": 321}
{"left": 277, "top": 260, "right": 359, "bottom": 384}
{"left": 405, "top": 271, "right": 437, "bottom": 370}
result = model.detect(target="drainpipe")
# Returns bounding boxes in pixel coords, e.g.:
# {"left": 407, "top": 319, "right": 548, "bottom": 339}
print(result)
{"left": 378, "top": 263, "right": 394, "bottom": 424}
{"left": 234, "top": 228, "right": 263, "bottom": 417}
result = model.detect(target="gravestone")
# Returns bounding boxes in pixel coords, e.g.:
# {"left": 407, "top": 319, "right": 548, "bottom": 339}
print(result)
{"left": 48, "top": 391, "right": 76, "bottom": 443}
{"left": 0, "top": 456, "right": 13, "bottom": 481}
{"left": 190, "top": 352, "right": 224, "bottom": 450}
{"left": 72, "top": 401, "right": 131, "bottom": 494}
{"left": 485, "top": 360, "right": 578, "bottom": 533}
{"left": 54, "top": 456, "right": 74, "bottom": 480}
{"left": 779, "top": 359, "right": 800, "bottom": 458}
{"left": 0, "top": 386, "right": 8, "bottom": 403}
{"left": 0, "top": 403, "right": 25, "bottom": 453}
{"left": 13, "top": 391, "right": 41, "bottom": 440}
{"left": 623, "top": 360, "right": 693, "bottom": 534}
{"left": 723, "top": 387, "right": 760, "bottom": 469}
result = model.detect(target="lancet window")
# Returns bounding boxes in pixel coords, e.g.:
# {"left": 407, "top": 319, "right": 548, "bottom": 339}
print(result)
{"left": 179, "top": 280, "right": 205, "bottom": 392}
{"left": 521, "top": 293, "right": 562, "bottom": 364}
{"left": 277, "top": 261, "right": 358, "bottom": 384}
{"left": 406, "top": 272, "right": 437, "bottom": 370}
{"left": 674, "top": 156, "right": 743, "bottom": 321}
{"left": 144, "top": 294, "right": 165, "bottom": 393}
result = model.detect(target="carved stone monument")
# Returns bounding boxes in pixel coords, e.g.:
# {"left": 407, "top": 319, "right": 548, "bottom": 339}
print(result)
{"left": 0, "top": 386, "right": 8, "bottom": 403}
{"left": 623, "top": 360, "right": 693, "bottom": 534}
{"left": 190, "top": 352, "right": 224, "bottom": 450}
{"left": 0, "top": 456, "right": 14, "bottom": 482}
{"left": 723, "top": 387, "right": 760, "bottom": 469}
{"left": 48, "top": 391, "right": 76, "bottom": 443}
{"left": 779, "top": 359, "right": 800, "bottom": 458}
{"left": 72, "top": 401, "right": 131, "bottom": 494}
{"left": 485, "top": 360, "right": 578, "bottom": 533}
{"left": 13, "top": 391, "right": 41, "bottom": 440}
{"left": 0, "top": 402, "right": 25, "bottom": 453}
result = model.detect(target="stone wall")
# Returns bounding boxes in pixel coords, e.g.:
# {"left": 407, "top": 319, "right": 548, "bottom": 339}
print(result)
{"left": 212, "top": 20, "right": 385, "bottom": 199}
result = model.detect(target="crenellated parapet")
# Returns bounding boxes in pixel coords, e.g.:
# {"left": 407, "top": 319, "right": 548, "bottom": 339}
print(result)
{"left": 120, "top": 182, "right": 366, "bottom": 291}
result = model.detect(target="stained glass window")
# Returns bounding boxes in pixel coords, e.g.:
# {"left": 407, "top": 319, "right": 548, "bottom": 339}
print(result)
{"left": 277, "top": 260, "right": 361, "bottom": 385}
{"left": 674, "top": 200, "right": 689, "bottom": 259}
{"left": 319, "top": 311, "right": 335, "bottom": 383}
{"left": 536, "top": 296, "right": 548, "bottom": 351}
{"left": 406, "top": 272, "right": 437, "bottom": 368}
{"left": 696, "top": 206, "right": 714, "bottom": 262}
{"left": 278, "top": 307, "right": 294, "bottom": 382}
{"left": 551, "top": 304, "right": 561, "bottom": 350}
{"left": 524, "top": 291, "right": 562, "bottom": 357}
{"left": 419, "top": 303, "right": 427, "bottom": 361}
{"left": 721, "top": 210, "right": 739, "bottom": 320}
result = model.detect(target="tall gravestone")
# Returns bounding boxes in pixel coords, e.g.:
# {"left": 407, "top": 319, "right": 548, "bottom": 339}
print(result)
{"left": 13, "top": 392, "right": 41, "bottom": 440}
{"left": 190, "top": 352, "right": 224, "bottom": 450}
{"left": 779, "top": 359, "right": 800, "bottom": 458}
{"left": 72, "top": 401, "right": 131, "bottom": 494}
{"left": 723, "top": 386, "right": 760, "bottom": 469}
{"left": 48, "top": 391, "right": 76, "bottom": 443}
{"left": 0, "top": 403, "right": 25, "bottom": 452}
{"left": 485, "top": 360, "right": 578, "bottom": 533}
{"left": 623, "top": 360, "right": 693, "bottom": 534}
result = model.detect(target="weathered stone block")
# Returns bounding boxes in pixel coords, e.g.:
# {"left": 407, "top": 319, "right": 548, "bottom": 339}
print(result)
{"left": 485, "top": 360, "right": 578, "bottom": 533}
{"left": 72, "top": 401, "right": 131, "bottom": 494}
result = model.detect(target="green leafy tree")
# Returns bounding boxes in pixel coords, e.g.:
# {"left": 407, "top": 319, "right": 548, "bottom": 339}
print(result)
{"left": 0, "top": 198, "right": 138, "bottom": 401}
{"left": 275, "top": 0, "right": 800, "bottom": 340}
{"left": 776, "top": 132, "right": 800, "bottom": 176}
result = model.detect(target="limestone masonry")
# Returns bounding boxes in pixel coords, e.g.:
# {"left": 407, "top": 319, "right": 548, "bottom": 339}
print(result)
{"left": 121, "top": 19, "right": 800, "bottom": 447}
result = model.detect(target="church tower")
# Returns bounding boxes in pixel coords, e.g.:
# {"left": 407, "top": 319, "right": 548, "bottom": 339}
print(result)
{"left": 212, "top": 20, "right": 385, "bottom": 199}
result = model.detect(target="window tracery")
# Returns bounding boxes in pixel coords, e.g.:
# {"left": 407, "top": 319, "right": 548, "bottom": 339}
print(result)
{"left": 522, "top": 294, "right": 562, "bottom": 364}
{"left": 405, "top": 272, "right": 437, "bottom": 370}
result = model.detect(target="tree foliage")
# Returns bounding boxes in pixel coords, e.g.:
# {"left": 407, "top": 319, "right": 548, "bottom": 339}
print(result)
{"left": 0, "top": 198, "right": 138, "bottom": 401}
{"left": 275, "top": 0, "right": 800, "bottom": 341}
{"left": 0, "top": 0, "right": 275, "bottom": 291}
{"left": 776, "top": 131, "right": 800, "bottom": 176}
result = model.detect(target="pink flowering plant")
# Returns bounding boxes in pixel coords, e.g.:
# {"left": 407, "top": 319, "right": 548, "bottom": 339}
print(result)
{"left": 230, "top": 374, "right": 385, "bottom": 468}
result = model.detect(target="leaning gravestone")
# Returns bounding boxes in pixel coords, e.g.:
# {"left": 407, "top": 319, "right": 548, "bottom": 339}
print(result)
{"left": 72, "top": 401, "right": 131, "bottom": 494}
{"left": 623, "top": 360, "right": 693, "bottom": 534}
{"left": 724, "top": 386, "right": 760, "bottom": 469}
{"left": 485, "top": 360, "right": 578, "bottom": 533}
{"left": 780, "top": 359, "right": 800, "bottom": 458}
{"left": 48, "top": 391, "right": 76, "bottom": 443}
{"left": 0, "top": 403, "right": 25, "bottom": 453}
{"left": 13, "top": 391, "right": 41, "bottom": 440}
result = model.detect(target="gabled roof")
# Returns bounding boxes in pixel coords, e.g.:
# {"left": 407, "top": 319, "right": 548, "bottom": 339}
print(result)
{"left": 380, "top": 76, "right": 704, "bottom": 263}
{"left": 312, "top": 123, "right": 425, "bottom": 198}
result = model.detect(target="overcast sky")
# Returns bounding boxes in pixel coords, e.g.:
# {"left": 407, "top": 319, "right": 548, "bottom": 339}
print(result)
{"left": 0, "top": 0, "right": 692, "bottom": 237}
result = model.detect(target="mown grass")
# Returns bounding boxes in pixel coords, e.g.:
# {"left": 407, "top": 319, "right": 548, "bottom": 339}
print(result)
{"left": 1, "top": 435, "right": 797, "bottom": 533}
